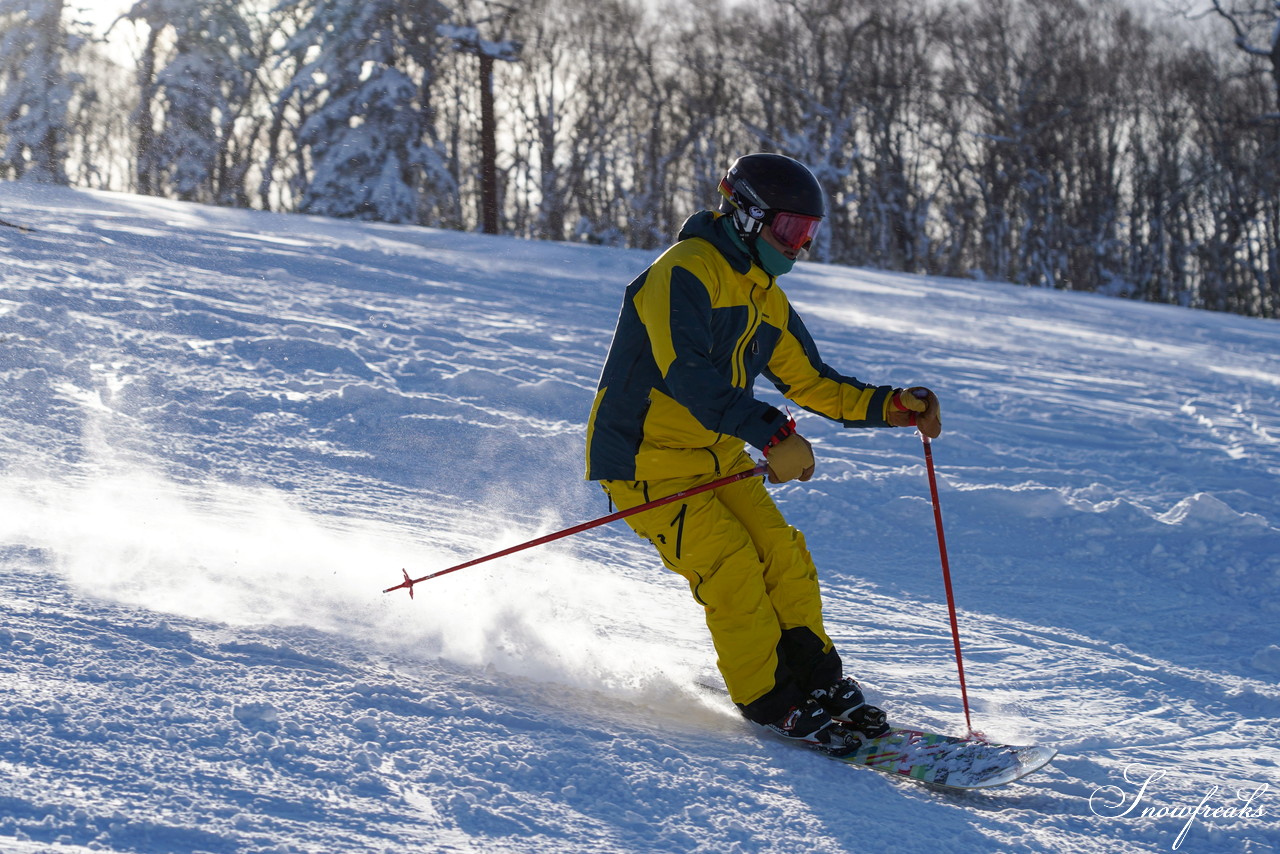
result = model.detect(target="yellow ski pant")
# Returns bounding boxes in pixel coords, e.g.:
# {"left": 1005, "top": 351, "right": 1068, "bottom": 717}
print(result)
{"left": 602, "top": 452, "right": 838, "bottom": 721}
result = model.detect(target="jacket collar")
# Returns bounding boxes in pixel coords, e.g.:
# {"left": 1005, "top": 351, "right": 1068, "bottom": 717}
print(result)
{"left": 677, "top": 210, "right": 757, "bottom": 276}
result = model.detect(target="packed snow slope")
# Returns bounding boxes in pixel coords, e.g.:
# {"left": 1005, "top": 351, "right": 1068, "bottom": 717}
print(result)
{"left": 1, "top": 182, "right": 1277, "bottom": 854}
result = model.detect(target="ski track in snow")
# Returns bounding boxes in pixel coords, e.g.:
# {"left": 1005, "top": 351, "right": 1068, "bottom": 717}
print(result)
{"left": 1, "top": 182, "right": 1278, "bottom": 853}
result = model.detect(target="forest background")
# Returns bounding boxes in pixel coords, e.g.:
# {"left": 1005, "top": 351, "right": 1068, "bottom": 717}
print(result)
{"left": 1, "top": 0, "right": 1278, "bottom": 318}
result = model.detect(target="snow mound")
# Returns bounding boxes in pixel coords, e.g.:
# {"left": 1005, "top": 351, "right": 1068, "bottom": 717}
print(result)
{"left": 1158, "top": 492, "right": 1272, "bottom": 528}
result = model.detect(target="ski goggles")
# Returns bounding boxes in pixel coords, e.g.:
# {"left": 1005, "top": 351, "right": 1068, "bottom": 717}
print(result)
{"left": 767, "top": 210, "right": 823, "bottom": 252}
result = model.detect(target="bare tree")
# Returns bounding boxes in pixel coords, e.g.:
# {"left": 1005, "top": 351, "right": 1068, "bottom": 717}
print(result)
{"left": 1207, "top": 0, "right": 1280, "bottom": 117}
{"left": 737, "top": 0, "right": 869, "bottom": 264}
{"left": 64, "top": 38, "right": 136, "bottom": 190}
{"left": 501, "top": 0, "right": 571, "bottom": 241}
{"left": 441, "top": 5, "right": 521, "bottom": 235}
{"left": 257, "top": 2, "right": 313, "bottom": 212}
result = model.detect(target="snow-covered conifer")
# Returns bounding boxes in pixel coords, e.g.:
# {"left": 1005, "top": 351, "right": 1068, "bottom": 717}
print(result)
{"left": 280, "top": 0, "right": 454, "bottom": 224}
{"left": 0, "top": 0, "right": 84, "bottom": 184}
{"left": 124, "top": 0, "right": 257, "bottom": 205}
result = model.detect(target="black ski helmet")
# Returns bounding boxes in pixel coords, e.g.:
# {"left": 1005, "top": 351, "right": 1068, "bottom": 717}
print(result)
{"left": 717, "top": 153, "right": 826, "bottom": 241}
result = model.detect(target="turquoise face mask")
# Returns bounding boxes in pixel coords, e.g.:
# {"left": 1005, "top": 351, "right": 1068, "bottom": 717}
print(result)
{"left": 720, "top": 215, "right": 796, "bottom": 277}
{"left": 755, "top": 238, "right": 796, "bottom": 277}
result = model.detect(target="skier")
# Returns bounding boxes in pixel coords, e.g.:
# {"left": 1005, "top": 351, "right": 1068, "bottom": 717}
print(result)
{"left": 585, "top": 153, "right": 941, "bottom": 753}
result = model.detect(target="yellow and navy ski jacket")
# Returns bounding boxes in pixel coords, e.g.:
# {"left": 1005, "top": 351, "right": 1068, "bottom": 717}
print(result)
{"left": 586, "top": 211, "right": 895, "bottom": 482}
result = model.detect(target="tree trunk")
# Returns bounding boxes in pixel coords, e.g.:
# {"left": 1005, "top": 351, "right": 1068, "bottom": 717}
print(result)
{"left": 479, "top": 53, "right": 499, "bottom": 235}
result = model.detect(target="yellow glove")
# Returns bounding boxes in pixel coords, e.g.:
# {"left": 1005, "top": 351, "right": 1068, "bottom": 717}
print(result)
{"left": 888, "top": 387, "right": 942, "bottom": 438}
{"left": 764, "top": 421, "right": 815, "bottom": 484}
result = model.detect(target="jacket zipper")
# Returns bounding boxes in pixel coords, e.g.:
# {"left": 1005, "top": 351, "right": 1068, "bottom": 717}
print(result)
{"left": 731, "top": 283, "right": 765, "bottom": 388}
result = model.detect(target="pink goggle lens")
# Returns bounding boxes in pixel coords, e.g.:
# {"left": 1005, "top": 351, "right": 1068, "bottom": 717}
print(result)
{"left": 769, "top": 211, "right": 822, "bottom": 251}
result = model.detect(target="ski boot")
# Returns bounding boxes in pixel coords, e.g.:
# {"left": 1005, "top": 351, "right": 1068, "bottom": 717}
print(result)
{"left": 762, "top": 699, "right": 863, "bottom": 757}
{"left": 811, "top": 677, "right": 890, "bottom": 738}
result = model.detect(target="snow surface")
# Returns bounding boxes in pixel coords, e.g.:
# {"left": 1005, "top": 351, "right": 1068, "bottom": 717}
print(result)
{"left": 0, "top": 182, "right": 1277, "bottom": 853}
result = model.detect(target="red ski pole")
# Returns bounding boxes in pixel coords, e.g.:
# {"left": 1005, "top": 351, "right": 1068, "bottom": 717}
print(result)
{"left": 385, "top": 462, "right": 770, "bottom": 598}
{"left": 921, "top": 435, "right": 979, "bottom": 738}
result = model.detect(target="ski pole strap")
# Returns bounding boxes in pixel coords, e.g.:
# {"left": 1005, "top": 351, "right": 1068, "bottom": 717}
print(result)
{"left": 891, "top": 391, "right": 919, "bottom": 427}
{"left": 764, "top": 417, "right": 798, "bottom": 455}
